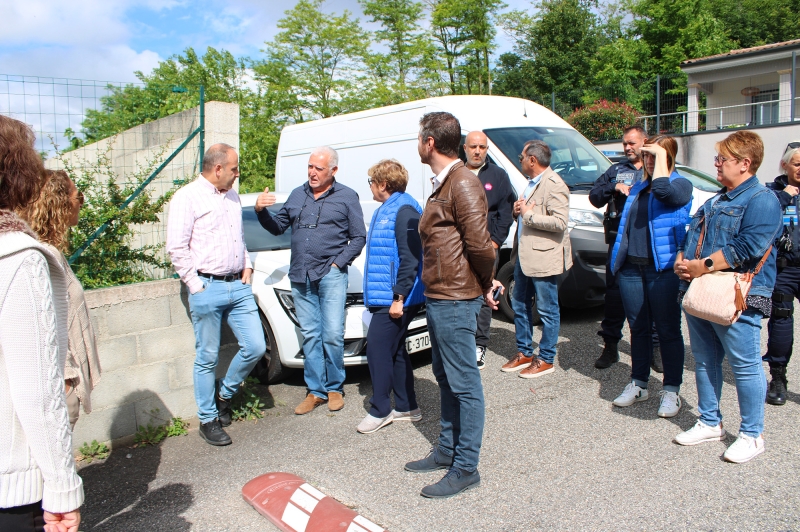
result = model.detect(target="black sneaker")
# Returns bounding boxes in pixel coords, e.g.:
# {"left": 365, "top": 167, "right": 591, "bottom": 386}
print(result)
{"left": 651, "top": 347, "right": 663, "bottom": 373}
{"left": 476, "top": 346, "right": 486, "bottom": 370}
{"left": 767, "top": 366, "right": 787, "bottom": 406}
{"left": 199, "top": 419, "right": 232, "bottom": 446}
{"left": 594, "top": 342, "right": 619, "bottom": 369}
{"left": 216, "top": 380, "right": 232, "bottom": 427}
{"left": 420, "top": 467, "right": 480, "bottom": 498}
{"left": 404, "top": 446, "right": 454, "bottom": 473}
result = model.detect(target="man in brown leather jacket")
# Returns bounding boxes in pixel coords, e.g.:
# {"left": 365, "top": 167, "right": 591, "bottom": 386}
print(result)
{"left": 403, "top": 111, "right": 501, "bottom": 499}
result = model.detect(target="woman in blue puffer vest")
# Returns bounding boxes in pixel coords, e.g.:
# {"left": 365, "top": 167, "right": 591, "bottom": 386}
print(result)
{"left": 609, "top": 135, "right": 692, "bottom": 419}
{"left": 358, "top": 159, "right": 425, "bottom": 434}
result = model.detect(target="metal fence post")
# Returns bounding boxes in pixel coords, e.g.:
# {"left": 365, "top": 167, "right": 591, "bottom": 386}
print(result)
{"left": 199, "top": 85, "right": 205, "bottom": 170}
{"left": 792, "top": 51, "right": 797, "bottom": 123}
{"left": 656, "top": 75, "right": 661, "bottom": 134}
{"left": 551, "top": 92, "right": 556, "bottom": 112}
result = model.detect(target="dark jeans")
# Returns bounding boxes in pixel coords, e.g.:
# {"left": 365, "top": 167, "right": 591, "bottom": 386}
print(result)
{"left": 475, "top": 249, "right": 501, "bottom": 348}
{"left": 427, "top": 297, "right": 484, "bottom": 471}
{"left": 764, "top": 265, "right": 800, "bottom": 368}
{"left": 365, "top": 306, "right": 421, "bottom": 418}
{"left": 598, "top": 246, "right": 626, "bottom": 343}
{"left": 617, "top": 262, "right": 684, "bottom": 392}
{"left": 0, "top": 502, "right": 45, "bottom": 532}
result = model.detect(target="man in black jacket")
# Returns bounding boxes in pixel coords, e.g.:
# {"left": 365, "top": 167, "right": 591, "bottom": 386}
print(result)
{"left": 589, "top": 125, "right": 645, "bottom": 369}
{"left": 464, "top": 130, "right": 516, "bottom": 369}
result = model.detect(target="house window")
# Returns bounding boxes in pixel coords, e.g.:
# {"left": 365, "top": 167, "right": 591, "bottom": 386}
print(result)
{"left": 750, "top": 89, "right": 779, "bottom": 126}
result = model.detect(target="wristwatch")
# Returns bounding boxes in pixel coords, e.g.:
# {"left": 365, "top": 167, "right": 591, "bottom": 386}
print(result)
{"left": 393, "top": 293, "right": 404, "bottom": 302}
{"left": 704, "top": 257, "right": 715, "bottom": 272}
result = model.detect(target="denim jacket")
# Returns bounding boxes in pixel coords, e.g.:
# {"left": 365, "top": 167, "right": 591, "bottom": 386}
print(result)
{"left": 681, "top": 176, "right": 782, "bottom": 298}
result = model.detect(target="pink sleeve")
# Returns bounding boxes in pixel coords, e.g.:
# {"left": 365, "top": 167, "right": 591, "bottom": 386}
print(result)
{"left": 166, "top": 191, "right": 203, "bottom": 294}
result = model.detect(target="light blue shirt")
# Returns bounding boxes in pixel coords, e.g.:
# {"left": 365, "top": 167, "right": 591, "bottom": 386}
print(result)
{"left": 517, "top": 172, "right": 544, "bottom": 241}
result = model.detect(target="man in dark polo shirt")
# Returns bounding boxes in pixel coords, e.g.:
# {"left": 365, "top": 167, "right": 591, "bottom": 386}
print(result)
{"left": 255, "top": 146, "right": 366, "bottom": 415}
{"left": 464, "top": 130, "right": 516, "bottom": 370}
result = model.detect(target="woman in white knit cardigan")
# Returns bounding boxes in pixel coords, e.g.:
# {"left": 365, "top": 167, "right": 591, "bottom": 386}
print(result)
{"left": 0, "top": 116, "right": 83, "bottom": 532}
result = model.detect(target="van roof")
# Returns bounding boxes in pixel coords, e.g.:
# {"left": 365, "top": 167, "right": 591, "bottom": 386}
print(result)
{"left": 280, "top": 95, "right": 572, "bottom": 133}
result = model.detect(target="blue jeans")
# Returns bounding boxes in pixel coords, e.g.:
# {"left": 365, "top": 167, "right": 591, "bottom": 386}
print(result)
{"left": 292, "top": 266, "right": 348, "bottom": 399}
{"left": 188, "top": 278, "right": 266, "bottom": 424}
{"left": 426, "top": 297, "right": 484, "bottom": 472}
{"left": 618, "top": 263, "right": 684, "bottom": 392}
{"left": 685, "top": 309, "right": 767, "bottom": 437}
{"left": 512, "top": 260, "right": 560, "bottom": 364}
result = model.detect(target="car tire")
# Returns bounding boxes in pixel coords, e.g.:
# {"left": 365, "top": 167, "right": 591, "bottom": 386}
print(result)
{"left": 250, "top": 312, "right": 290, "bottom": 384}
{"left": 496, "top": 260, "right": 541, "bottom": 325}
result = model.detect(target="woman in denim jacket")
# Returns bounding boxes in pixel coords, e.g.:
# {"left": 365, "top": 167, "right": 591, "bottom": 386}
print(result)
{"left": 673, "top": 131, "right": 782, "bottom": 464}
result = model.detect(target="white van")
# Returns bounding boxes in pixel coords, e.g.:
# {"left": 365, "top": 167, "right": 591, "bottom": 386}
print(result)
{"left": 275, "top": 95, "right": 612, "bottom": 319}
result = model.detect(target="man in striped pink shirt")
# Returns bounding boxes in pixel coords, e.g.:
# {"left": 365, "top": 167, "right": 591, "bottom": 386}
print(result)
{"left": 167, "top": 143, "right": 266, "bottom": 447}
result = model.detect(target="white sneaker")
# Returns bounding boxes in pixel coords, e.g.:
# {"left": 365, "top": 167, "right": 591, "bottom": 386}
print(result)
{"left": 391, "top": 408, "right": 422, "bottom": 422}
{"left": 723, "top": 433, "right": 765, "bottom": 463}
{"left": 357, "top": 413, "right": 393, "bottom": 434}
{"left": 657, "top": 391, "right": 682, "bottom": 418}
{"left": 612, "top": 381, "right": 649, "bottom": 407}
{"left": 674, "top": 420, "right": 726, "bottom": 446}
{"left": 476, "top": 346, "right": 486, "bottom": 370}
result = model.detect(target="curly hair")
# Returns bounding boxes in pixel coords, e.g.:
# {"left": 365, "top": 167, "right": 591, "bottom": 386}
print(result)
{"left": 368, "top": 159, "right": 409, "bottom": 193}
{"left": 0, "top": 115, "right": 46, "bottom": 211}
{"left": 19, "top": 169, "right": 74, "bottom": 253}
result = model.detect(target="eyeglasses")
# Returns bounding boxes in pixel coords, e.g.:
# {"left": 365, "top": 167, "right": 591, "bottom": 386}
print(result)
{"left": 518, "top": 153, "right": 528, "bottom": 163}
{"left": 714, "top": 155, "right": 738, "bottom": 165}
{"left": 367, "top": 178, "right": 373, "bottom": 186}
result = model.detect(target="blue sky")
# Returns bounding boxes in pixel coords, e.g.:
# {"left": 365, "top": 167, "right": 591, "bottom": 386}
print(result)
{"left": 0, "top": 0, "right": 533, "bottom": 83}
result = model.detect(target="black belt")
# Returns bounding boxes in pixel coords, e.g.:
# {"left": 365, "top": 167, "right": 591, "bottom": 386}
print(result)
{"left": 626, "top": 256, "right": 653, "bottom": 266}
{"left": 198, "top": 271, "right": 241, "bottom": 282}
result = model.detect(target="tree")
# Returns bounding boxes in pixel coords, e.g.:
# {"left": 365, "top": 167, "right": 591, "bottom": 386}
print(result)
{"left": 709, "top": 0, "right": 800, "bottom": 49}
{"left": 254, "top": 0, "right": 370, "bottom": 120}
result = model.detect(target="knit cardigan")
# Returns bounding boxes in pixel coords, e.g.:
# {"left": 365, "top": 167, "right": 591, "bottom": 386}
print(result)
{"left": 0, "top": 211, "right": 84, "bottom": 512}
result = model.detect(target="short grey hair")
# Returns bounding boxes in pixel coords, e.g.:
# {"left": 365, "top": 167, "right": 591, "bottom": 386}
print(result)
{"left": 312, "top": 146, "right": 338, "bottom": 168}
{"left": 781, "top": 146, "right": 800, "bottom": 173}
{"left": 523, "top": 140, "right": 551, "bottom": 167}
{"left": 202, "top": 143, "right": 235, "bottom": 172}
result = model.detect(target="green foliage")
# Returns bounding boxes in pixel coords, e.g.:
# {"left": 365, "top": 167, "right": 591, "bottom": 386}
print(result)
{"left": 709, "top": 0, "right": 800, "bottom": 49}
{"left": 166, "top": 417, "right": 189, "bottom": 437}
{"left": 134, "top": 410, "right": 189, "bottom": 446}
{"left": 52, "top": 140, "right": 178, "bottom": 289}
{"left": 78, "top": 440, "right": 110, "bottom": 463}
{"left": 566, "top": 99, "right": 641, "bottom": 141}
{"left": 231, "top": 377, "right": 266, "bottom": 421}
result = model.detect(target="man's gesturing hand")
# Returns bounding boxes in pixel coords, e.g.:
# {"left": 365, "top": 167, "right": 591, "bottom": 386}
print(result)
{"left": 255, "top": 186, "right": 276, "bottom": 212}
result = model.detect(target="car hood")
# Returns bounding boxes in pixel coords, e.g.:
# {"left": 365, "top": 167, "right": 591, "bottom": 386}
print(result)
{"left": 251, "top": 248, "right": 366, "bottom": 293}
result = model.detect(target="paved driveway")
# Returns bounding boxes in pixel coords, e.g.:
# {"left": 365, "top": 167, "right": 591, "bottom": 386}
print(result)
{"left": 79, "top": 306, "right": 800, "bottom": 531}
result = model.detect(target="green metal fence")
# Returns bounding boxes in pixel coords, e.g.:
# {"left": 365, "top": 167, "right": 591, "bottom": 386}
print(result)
{"left": 0, "top": 75, "right": 204, "bottom": 288}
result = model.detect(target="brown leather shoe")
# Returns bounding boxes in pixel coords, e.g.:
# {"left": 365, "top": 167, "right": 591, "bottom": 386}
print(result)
{"left": 501, "top": 352, "right": 533, "bottom": 372}
{"left": 328, "top": 392, "right": 344, "bottom": 411}
{"left": 295, "top": 394, "right": 326, "bottom": 415}
{"left": 519, "top": 357, "right": 554, "bottom": 379}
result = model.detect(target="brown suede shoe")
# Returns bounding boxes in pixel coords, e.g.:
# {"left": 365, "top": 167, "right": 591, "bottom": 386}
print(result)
{"left": 519, "top": 357, "right": 554, "bottom": 379}
{"left": 501, "top": 352, "right": 533, "bottom": 372}
{"left": 295, "top": 393, "right": 326, "bottom": 415}
{"left": 328, "top": 392, "right": 344, "bottom": 411}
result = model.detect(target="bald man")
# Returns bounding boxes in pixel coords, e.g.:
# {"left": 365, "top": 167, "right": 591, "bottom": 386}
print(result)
{"left": 464, "top": 131, "right": 516, "bottom": 369}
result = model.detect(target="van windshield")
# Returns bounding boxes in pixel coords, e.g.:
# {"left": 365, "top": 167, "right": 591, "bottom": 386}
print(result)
{"left": 484, "top": 127, "right": 611, "bottom": 189}
{"left": 242, "top": 204, "right": 293, "bottom": 252}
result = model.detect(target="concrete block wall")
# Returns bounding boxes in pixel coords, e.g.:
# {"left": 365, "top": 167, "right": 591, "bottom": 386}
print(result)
{"left": 74, "top": 278, "right": 239, "bottom": 450}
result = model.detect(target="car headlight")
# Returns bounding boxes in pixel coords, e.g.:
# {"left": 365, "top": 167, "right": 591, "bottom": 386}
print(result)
{"left": 274, "top": 289, "right": 365, "bottom": 327}
{"left": 568, "top": 209, "right": 604, "bottom": 227}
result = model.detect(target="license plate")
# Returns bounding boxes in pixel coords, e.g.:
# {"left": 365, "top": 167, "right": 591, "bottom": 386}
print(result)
{"left": 405, "top": 331, "right": 430, "bottom": 354}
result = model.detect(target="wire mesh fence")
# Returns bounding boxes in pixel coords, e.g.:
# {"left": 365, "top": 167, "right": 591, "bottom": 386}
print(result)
{"left": 0, "top": 75, "right": 203, "bottom": 288}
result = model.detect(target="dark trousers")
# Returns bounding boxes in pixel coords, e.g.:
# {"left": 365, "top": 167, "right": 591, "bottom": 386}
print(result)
{"left": 598, "top": 246, "right": 626, "bottom": 343}
{"left": 475, "top": 249, "right": 501, "bottom": 348}
{"left": 366, "top": 305, "right": 421, "bottom": 418}
{"left": 764, "top": 265, "right": 800, "bottom": 368}
{"left": 0, "top": 502, "right": 45, "bottom": 532}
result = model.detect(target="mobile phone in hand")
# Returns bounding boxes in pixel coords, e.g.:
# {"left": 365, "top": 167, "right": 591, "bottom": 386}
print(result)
{"left": 492, "top": 286, "right": 503, "bottom": 301}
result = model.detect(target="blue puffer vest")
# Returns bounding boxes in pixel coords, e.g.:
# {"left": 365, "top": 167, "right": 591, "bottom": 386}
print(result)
{"left": 611, "top": 170, "right": 692, "bottom": 273}
{"left": 364, "top": 192, "right": 425, "bottom": 307}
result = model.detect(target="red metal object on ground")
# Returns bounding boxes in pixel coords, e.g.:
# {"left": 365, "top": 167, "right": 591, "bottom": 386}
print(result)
{"left": 242, "top": 472, "right": 388, "bottom": 532}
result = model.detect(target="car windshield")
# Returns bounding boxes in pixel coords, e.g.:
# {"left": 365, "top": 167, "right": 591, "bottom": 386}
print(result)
{"left": 674, "top": 165, "right": 721, "bottom": 193}
{"left": 484, "top": 127, "right": 611, "bottom": 189}
{"left": 242, "top": 203, "right": 292, "bottom": 251}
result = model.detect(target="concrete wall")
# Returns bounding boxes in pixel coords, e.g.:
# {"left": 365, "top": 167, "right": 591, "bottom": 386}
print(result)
{"left": 73, "top": 278, "right": 238, "bottom": 450}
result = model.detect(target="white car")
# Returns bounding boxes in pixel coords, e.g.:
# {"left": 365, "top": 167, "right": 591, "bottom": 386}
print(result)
{"left": 240, "top": 192, "right": 430, "bottom": 383}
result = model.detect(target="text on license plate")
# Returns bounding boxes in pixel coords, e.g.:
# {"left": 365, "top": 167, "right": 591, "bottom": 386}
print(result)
{"left": 405, "top": 331, "right": 430, "bottom": 354}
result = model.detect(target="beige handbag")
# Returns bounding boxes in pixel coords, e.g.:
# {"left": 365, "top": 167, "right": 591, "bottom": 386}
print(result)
{"left": 681, "top": 217, "right": 771, "bottom": 326}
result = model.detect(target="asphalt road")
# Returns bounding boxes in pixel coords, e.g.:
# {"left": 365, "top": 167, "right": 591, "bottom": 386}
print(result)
{"left": 78, "top": 306, "right": 800, "bottom": 531}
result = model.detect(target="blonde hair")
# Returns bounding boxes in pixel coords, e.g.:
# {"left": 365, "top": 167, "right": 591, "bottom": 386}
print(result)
{"left": 368, "top": 159, "right": 409, "bottom": 193}
{"left": 716, "top": 131, "right": 764, "bottom": 174}
{"left": 18, "top": 169, "right": 74, "bottom": 253}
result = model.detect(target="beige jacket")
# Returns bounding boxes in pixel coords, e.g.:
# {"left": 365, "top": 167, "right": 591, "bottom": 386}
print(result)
{"left": 513, "top": 167, "right": 573, "bottom": 278}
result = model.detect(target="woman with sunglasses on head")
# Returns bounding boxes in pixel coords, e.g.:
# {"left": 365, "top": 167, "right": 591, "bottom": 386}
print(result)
{"left": 674, "top": 131, "right": 782, "bottom": 463}
{"left": 357, "top": 159, "right": 425, "bottom": 434}
{"left": 17, "top": 169, "right": 102, "bottom": 430}
{"left": 609, "top": 135, "right": 692, "bottom": 418}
